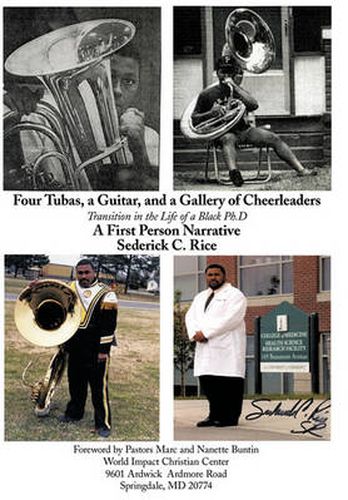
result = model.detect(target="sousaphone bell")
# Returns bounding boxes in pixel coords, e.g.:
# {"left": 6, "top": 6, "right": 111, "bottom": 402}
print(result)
{"left": 14, "top": 279, "right": 82, "bottom": 416}
{"left": 224, "top": 8, "right": 275, "bottom": 74}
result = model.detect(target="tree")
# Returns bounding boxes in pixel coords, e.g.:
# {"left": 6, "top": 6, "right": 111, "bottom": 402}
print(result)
{"left": 173, "top": 290, "right": 195, "bottom": 397}
{"left": 85, "top": 255, "right": 160, "bottom": 293}
{"left": 5, "top": 254, "right": 49, "bottom": 277}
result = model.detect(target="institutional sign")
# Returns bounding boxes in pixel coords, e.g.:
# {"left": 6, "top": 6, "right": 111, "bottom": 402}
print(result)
{"left": 260, "top": 301, "right": 310, "bottom": 373}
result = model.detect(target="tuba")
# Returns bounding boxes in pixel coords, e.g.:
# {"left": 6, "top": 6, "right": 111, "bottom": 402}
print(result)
{"left": 180, "top": 8, "right": 275, "bottom": 141}
{"left": 4, "top": 19, "right": 135, "bottom": 190}
{"left": 15, "top": 279, "right": 81, "bottom": 416}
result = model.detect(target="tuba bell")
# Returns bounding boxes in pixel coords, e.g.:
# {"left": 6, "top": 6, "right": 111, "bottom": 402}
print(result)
{"left": 15, "top": 279, "right": 81, "bottom": 416}
{"left": 180, "top": 8, "right": 275, "bottom": 141}
{"left": 224, "top": 8, "right": 275, "bottom": 74}
{"left": 4, "top": 19, "right": 135, "bottom": 190}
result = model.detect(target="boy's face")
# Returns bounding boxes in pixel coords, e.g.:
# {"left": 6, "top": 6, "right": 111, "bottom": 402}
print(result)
{"left": 217, "top": 65, "right": 244, "bottom": 86}
{"left": 111, "top": 55, "right": 140, "bottom": 115}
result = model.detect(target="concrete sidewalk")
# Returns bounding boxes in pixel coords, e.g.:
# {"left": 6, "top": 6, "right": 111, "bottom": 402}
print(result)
{"left": 174, "top": 399, "right": 330, "bottom": 441}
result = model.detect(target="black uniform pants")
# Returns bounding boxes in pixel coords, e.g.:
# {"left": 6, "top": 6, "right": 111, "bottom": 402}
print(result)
{"left": 199, "top": 375, "right": 244, "bottom": 424}
{"left": 65, "top": 353, "right": 111, "bottom": 430}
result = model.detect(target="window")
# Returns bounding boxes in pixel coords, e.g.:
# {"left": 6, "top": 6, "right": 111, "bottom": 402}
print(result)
{"left": 174, "top": 7, "right": 202, "bottom": 56}
{"left": 174, "top": 256, "right": 207, "bottom": 301}
{"left": 320, "top": 256, "right": 331, "bottom": 292}
{"left": 239, "top": 256, "right": 293, "bottom": 297}
{"left": 293, "top": 7, "right": 331, "bottom": 53}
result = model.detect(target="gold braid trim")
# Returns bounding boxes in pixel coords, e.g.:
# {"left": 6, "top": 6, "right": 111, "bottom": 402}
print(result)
{"left": 70, "top": 282, "right": 109, "bottom": 329}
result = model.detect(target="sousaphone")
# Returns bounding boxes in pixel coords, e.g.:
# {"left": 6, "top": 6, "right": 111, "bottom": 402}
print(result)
{"left": 180, "top": 8, "right": 275, "bottom": 141}
{"left": 15, "top": 279, "right": 82, "bottom": 416}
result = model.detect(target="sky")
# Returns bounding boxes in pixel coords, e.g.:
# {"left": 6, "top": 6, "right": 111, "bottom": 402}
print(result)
{"left": 48, "top": 255, "right": 82, "bottom": 266}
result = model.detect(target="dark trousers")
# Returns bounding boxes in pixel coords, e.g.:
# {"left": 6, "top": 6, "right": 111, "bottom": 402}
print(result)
{"left": 65, "top": 353, "right": 111, "bottom": 430}
{"left": 199, "top": 375, "right": 244, "bottom": 424}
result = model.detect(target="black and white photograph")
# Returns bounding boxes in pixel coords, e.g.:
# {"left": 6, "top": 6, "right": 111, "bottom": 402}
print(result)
{"left": 4, "top": 7, "right": 161, "bottom": 191}
{"left": 174, "top": 6, "right": 331, "bottom": 190}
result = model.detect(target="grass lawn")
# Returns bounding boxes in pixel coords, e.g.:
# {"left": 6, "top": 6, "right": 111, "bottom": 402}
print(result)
{"left": 5, "top": 277, "right": 32, "bottom": 295}
{"left": 5, "top": 292, "right": 160, "bottom": 441}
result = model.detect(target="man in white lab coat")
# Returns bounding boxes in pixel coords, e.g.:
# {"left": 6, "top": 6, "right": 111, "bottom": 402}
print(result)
{"left": 185, "top": 263, "right": 247, "bottom": 427}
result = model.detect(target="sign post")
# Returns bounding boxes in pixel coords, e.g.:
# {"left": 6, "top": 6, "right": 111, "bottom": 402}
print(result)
{"left": 309, "top": 312, "right": 320, "bottom": 393}
{"left": 254, "top": 316, "right": 262, "bottom": 394}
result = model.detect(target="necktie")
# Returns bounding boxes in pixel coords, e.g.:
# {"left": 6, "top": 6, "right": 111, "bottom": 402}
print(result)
{"left": 204, "top": 291, "right": 214, "bottom": 312}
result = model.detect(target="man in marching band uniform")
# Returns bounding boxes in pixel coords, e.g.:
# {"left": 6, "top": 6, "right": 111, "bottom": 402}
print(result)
{"left": 59, "top": 259, "right": 118, "bottom": 438}
{"left": 191, "top": 55, "right": 317, "bottom": 187}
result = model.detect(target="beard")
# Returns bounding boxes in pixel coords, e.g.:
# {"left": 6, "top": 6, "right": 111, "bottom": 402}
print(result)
{"left": 78, "top": 279, "right": 92, "bottom": 288}
{"left": 208, "top": 279, "right": 225, "bottom": 290}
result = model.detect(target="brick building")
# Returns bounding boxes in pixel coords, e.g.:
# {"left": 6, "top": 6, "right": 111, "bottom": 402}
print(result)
{"left": 174, "top": 256, "right": 330, "bottom": 395}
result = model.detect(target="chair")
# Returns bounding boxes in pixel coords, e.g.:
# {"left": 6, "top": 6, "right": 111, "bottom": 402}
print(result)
{"left": 204, "top": 118, "right": 273, "bottom": 185}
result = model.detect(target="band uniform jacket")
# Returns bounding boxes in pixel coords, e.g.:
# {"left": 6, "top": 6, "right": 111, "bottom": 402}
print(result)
{"left": 185, "top": 283, "right": 247, "bottom": 378}
{"left": 65, "top": 280, "right": 118, "bottom": 362}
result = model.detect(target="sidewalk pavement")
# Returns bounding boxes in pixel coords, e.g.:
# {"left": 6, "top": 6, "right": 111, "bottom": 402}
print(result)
{"left": 174, "top": 398, "right": 330, "bottom": 441}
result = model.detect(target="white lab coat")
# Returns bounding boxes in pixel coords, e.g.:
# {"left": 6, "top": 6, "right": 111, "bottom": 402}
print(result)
{"left": 185, "top": 283, "right": 247, "bottom": 378}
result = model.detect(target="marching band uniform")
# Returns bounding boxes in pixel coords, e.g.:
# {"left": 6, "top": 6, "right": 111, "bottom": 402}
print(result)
{"left": 63, "top": 280, "right": 118, "bottom": 433}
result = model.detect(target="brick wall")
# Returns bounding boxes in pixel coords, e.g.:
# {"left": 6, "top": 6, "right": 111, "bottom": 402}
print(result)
{"left": 322, "top": 28, "right": 331, "bottom": 163}
{"left": 322, "top": 29, "right": 331, "bottom": 113}
{"left": 293, "top": 256, "right": 318, "bottom": 310}
{"left": 293, "top": 255, "right": 330, "bottom": 332}
{"left": 207, "top": 255, "right": 330, "bottom": 335}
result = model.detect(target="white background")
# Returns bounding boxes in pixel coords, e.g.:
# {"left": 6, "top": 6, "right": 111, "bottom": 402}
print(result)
{"left": 0, "top": 0, "right": 346, "bottom": 499}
